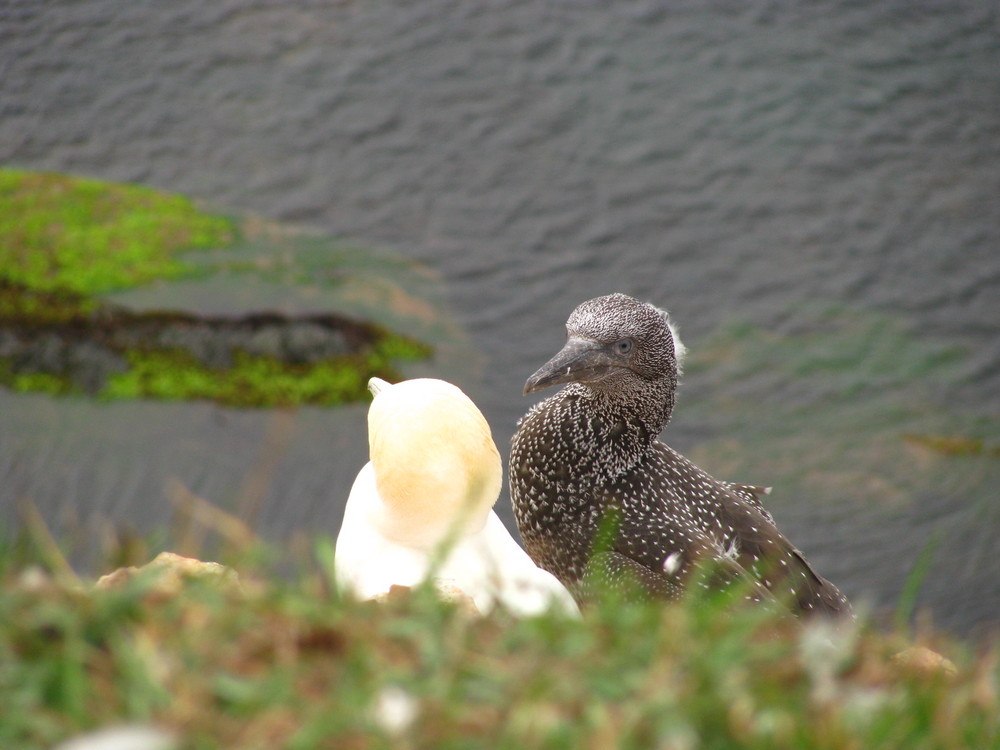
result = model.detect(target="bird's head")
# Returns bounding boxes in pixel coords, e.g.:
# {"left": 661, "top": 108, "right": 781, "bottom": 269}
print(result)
{"left": 523, "top": 293, "right": 686, "bottom": 396}
{"left": 366, "top": 377, "right": 501, "bottom": 547}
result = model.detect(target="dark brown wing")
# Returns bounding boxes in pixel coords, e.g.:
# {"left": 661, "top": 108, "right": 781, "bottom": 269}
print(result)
{"left": 716, "top": 490, "right": 852, "bottom": 617}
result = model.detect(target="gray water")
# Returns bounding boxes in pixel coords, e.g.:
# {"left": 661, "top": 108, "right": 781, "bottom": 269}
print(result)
{"left": 2, "top": 0, "right": 999, "bottom": 634}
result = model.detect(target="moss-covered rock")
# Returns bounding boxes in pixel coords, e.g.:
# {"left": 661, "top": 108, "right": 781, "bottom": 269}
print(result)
{"left": 0, "top": 170, "right": 431, "bottom": 406}
{"left": 100, "top": 327, "right": 429, "bottom": 408}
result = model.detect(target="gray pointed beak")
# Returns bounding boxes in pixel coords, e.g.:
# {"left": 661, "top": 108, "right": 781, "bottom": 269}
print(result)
{"left": 368, "top": 377, "right": 391, "bottom": 397}
{"left": 523, "top": 337, "right": 616, "bottom": 395}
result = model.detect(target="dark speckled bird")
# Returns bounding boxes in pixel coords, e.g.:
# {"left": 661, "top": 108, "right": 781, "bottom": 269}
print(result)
{"left": 510, "top": 293, "right": 851, "bottom": 617}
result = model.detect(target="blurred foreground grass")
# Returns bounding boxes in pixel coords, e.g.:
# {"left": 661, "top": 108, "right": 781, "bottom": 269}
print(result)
{"left": 1, "top": 531, "right": 996, "bottom": 750}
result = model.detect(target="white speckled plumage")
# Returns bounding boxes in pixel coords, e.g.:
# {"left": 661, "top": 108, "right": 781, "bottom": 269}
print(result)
{"left": 336, "top": 377, "right": 578, "bottom": 616}
{"left": 510, "top": 293, "right": 851, "bottom": 617}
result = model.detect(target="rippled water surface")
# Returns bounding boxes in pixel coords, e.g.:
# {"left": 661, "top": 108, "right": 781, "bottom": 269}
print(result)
{"left": 2, "top": 0, "right": 998, "bottom": 633}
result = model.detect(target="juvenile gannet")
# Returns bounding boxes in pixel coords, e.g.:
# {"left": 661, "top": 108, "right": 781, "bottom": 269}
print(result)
{"left": 510, "top": 293, "right": 851, "bottom": 616}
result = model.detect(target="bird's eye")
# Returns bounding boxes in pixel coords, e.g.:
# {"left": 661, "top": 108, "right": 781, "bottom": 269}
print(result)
{"left": 615, "top": 338, "right": 633, "bottom": 355}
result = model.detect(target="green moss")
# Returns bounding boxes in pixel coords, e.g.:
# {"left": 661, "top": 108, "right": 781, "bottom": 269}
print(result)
{"left": 0, "top": 168, "right": 235, "bottom": 295}
{"left": 0, "top": 364, "right": 77, "bottom": 397}
{"left": 0, "top": 282, "right": 100, "bottom": 324}
{"left": 102, "top": 335, "right": 428, "bottom": 408}
{"left": 367, "top": 330, "right": 433, "bottom": 370}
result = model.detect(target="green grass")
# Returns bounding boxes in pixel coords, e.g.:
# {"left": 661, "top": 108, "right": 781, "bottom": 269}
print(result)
{"left": 0, "top": 169, "right": 234, "bottom": 295}
{"left": 0, "top": 535, "right": 995, "bottom": 750}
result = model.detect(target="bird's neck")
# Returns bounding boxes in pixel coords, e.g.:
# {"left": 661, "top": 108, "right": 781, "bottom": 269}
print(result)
{"left": 588, "top": 372, "right": 676, "bottom": 438}
{"left": 371, "top": 489, "right": 492, "bottom": 550}
{"left": 545, "top": 375, "right": 676, "bottom": 485}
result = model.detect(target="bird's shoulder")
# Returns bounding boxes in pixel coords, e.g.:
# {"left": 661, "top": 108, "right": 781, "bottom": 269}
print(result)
{"left": 620, "top": 442, "right": 785, "bottom": 557}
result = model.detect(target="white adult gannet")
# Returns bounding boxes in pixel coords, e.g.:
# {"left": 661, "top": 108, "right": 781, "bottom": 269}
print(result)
{"left": 335, "top": 377, "right": 577, "bottom": 616}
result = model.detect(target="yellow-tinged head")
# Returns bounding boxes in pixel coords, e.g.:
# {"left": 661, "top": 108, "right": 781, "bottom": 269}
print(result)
{"left": 366, "top": 377, "right": 502, "bottom": 548}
